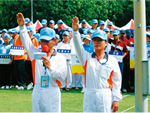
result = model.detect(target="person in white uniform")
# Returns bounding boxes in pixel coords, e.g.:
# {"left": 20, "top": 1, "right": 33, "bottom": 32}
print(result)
{"left": 72, "top": 16, "right": 122, "bottom": 112}
{"left": 56, "top": 31, "right": 72, "bottom": 91}
{"left": 16, "top": 13, "right": 67, "bottom": 112}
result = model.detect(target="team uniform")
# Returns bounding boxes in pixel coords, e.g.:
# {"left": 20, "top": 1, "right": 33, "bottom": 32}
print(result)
{"left": 56, "top": 41, "right": 72, "bottom": 89}
{"left": 19, "top": 26, "right": 67, "bottom": 112}
{"left": 73, "top": 31, "right": 122, "bottom": 112}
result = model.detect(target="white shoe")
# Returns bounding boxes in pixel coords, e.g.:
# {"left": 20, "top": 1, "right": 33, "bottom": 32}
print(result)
{"left": 1, "top": 86, "right": 5, "bottom": 89}
{"left": 81, "top": 89, "right": 84, "bottom": 93}
{"left": 123, "top": 89, "right": 127, "bottom": 93}
{"left": 27, "top": 82, "right": 33, "bottom": 90}
{"left": 17, "top": 86, "right": 24, "bottom": 90}
{"left": 5, "top": 86, "right": 10, "bottom": 89}
{"left": 15, "top": 85, "right": 19, "bottom": 88}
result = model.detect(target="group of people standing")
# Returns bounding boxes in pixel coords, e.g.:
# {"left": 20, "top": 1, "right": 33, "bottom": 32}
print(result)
{"left": 1, "top": 12, "right": 150, "bottom": 112}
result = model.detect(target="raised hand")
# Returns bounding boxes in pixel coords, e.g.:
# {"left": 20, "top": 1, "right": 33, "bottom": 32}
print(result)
{"left": 16, "top": 13, "right": 25, "bottom": 26}
{"left": 72, "top": 16, "right": 79, "bottom": 31}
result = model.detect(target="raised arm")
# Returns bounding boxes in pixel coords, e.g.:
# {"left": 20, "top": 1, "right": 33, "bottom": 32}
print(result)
{"left": 72, "top": 16, "right": 89, "bottom": 66}
{"left": 16, "top": 13, "right": 39, "bottom": 61}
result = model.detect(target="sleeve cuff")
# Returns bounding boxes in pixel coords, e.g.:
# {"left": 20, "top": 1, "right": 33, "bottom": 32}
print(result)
{"left": 113, "top": 96, "right": 120, "bottom": 102}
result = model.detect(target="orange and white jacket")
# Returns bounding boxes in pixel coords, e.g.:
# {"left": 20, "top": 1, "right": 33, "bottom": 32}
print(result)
{"left": 73, "top": 31, "right": 122, "bottom": 101}
{"left": 13, "top": 35, "right": 27, "bottom": 60}
{"left": 19, "top": 25, "right": 67, "bottom": 88}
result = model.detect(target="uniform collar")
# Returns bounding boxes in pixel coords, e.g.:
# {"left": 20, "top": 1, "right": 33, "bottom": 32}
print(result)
{"left": 51, "top": 49, "right": 57, "bottom": 56}
{"left": 91, "top": 52, "right": 107, "bottom": 59}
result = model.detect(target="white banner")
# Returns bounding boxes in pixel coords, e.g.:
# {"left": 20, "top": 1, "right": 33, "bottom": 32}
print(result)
{"left": 109, "top": 51, "right": 123, "bottom": 62}
{"left": 0, "top": 55, "right": 11, "bottom": 64}
{"left": 57, "top": 49, "right": 71, "bottom": 60}
{"left": 9, "top": 46, "right": 24, "bottom": 55}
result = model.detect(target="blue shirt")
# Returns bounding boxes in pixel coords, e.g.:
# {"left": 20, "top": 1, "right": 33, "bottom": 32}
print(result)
{"left": 0, "top": 43, "right": 12, "bottom": 55}
{"left": 147, "top": 42, "right": 150, "bottom": 48}
{"left": 83, "top": 43, "right": 94, "bottom": 53}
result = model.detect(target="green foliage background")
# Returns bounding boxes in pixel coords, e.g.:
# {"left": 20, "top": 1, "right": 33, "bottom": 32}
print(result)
{"left": 0, "top": 0, "right": 149, "bottom": 29}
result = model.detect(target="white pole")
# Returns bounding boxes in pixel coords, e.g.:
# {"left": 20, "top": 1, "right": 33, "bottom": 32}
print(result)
{"left": 134, "top": 0, "right": 148, "bottom": 112}
{"left": 31, "top": 0, "right": 33, "bottom": 22}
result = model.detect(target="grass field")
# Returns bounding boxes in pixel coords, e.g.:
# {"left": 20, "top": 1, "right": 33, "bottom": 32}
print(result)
{"left": 0, "top": 87, "right": 150, "bottom": 112}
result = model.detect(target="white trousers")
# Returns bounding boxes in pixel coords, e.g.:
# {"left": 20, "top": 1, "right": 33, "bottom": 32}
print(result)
{"left": 83, "top": 88, "right": 112, "bottom": 112}
{"left": 61, "top": 60, "right": 72, "bottom": 88}
{"left": 32, "top": 86, "right": 61, "bottom": 112}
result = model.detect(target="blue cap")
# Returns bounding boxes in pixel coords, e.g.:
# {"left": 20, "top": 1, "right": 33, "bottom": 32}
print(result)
{"left": 92, "top": 19, "right": 98, "bottom": 24}
{"left": 26, "top": 26, "right": 32, "bottom": 32}
{"left": 3, "top": 34, "right": 10, "bottom": 39}
{"left": 103, "top": 28, "right": 110, "bottom": 32}
{"left": 91, "top": 29, "right": 107, "bottom": 41}
{"left": 49, "top": 20, "right": 55, "bottom": 24}
{"left": 146, "top": 32, "right": 150, "bottom": 37}
{"left": 112, "top": 30, "right": 120, "bottom": 36}
{"left": 55, "top": 34, "right": 60, "bottom": 40}
{"left": 34, "top": 33, "right": 40, "bottom": 42}
{"left": 12, "top": 29, "right": 18, "bottom": 33}
{"left": 41, "top": 19, "right": 47, "bottom": 25}
{"left": 40, "top": 27, "right": 56, "bottom": 41}
{"left": 87, "top": 29, "right": 94, "bottom": 34}
{"left": 146, "top": 26, "right": 150, "bottom": 29}
{"left": 108, "top": 21, "right": 113, "bottom": 26}
{"left": 2, "top": 29, "right": 7, "bottom": 33}
{"left": 99, "top": 21, "right": 105, "bottom": 25}
{"left": 82, "top": 35, "right": 91, "bottom": 41}
{"left": 81, "top": 19, "right": 87, "bottom": 24}
{"left": 120, "top": 30, "right": 126, "bottom": 34}
{"left": 25, "top": 18, "right": 30, "bottom": 24}
{"left": 62, "top": 31, "right": 70, "bottom": 36}
{"left": 7, "top": 29, "right": 13, "bottom": 34}
{"left": 57, "top": 20, "right": 63, "bottom": 24}
{"left": 66, "top": 27, "right": 73, "bottom": 32}
{"left": 126, "top": 29, "right": 132, "bottom": 36}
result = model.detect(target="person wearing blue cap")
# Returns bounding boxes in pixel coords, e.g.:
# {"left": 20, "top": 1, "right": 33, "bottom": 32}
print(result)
{"left": 49, "top": 20, "right": 55, "bottom": 29}
{"left": 55, "top": 20, "right": 65, "bottom": 42}
{"left": 99, "top": 21, "right": 105, "bottom": 31}
{"left": 146, "top": 25, "right": 150, "bottom": 32}
{"left": 33, "top": 33, "right": 40, "bottom": 46}
{"left": 82, "top": 35, "right": 94, "bottom": 53}
{"left": 87, "top": 29, "right": 94, "bottom": 38}
{"left": 108, "top": 21, "right": 113, "bottom": 30}
{"left": 17, "top": 13, "right": 67, "bottom": 112}
{"left": 72, "top": 16, "right": 122, "bottom": 112}
{"left": 37, "top": 19, "right": 48, "bottom": 33}
{"left": 103, "top": 28, "right": 111, "bottom": 54}
{"left": 110, "top": 30, "right": 128, "bottom": 93}
{"left": 56, "top": 31, "right": 72, "bottom": 91}
{"left": 90, "top": 19, "right": 98, "bottom": 32}
{"left": 2, "top": 29, "right": 7, "bottom": 39}
{"left": 0, "top": 34, "right": 13, "bottom": 89}
{"left": 79, "top": 19, "right": 88, "bottom": 35}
